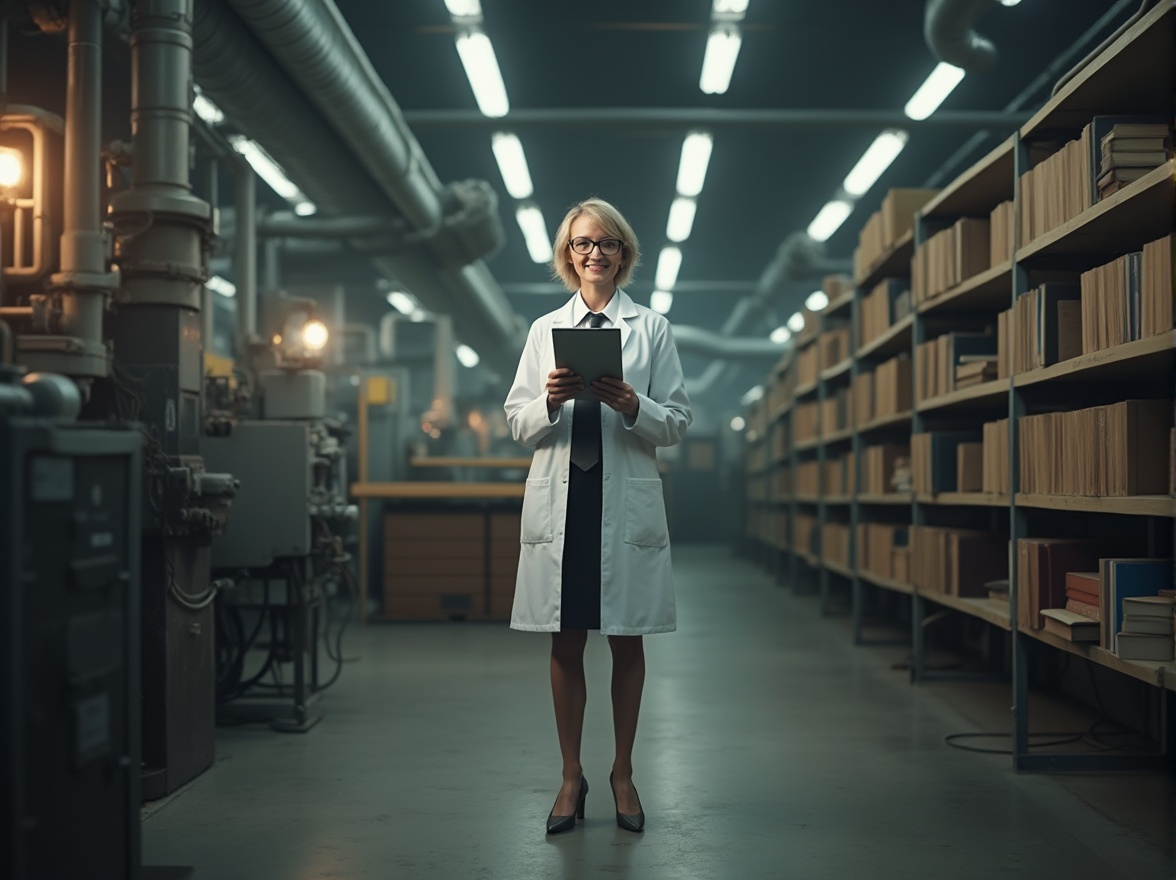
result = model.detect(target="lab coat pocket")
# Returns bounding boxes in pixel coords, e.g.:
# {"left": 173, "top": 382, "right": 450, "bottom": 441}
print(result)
{"left": 624, "top": 478, "right": 668, "bottom": 548}
{"left": 521, "top": 478, "right": 554, "bottom": 543}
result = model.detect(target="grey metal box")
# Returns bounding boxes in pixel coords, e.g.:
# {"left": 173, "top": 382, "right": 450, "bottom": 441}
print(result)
{"left": 202, "top": 421, "right": 311, "bottom": 568}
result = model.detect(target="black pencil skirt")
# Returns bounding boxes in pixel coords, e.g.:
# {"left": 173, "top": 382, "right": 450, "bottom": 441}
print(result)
{"left": 559, "top": 459, "right": 603, "bottom": 630}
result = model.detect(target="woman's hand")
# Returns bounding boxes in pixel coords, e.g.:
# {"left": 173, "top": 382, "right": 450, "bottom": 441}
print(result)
{"left": 592, "top": 377, "right": 639, "bottom": 418}
{"left": 546, "top": 368, "right": 584, "bottom": 411}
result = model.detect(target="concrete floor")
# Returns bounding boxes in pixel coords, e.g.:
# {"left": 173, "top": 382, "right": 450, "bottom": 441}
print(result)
{"left": 143, "top": 546, "right": 1175, "bottom": 879}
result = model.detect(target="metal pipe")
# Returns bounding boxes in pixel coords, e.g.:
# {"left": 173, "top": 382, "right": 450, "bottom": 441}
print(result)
{"left": 258, "top": 213, "right": 406, "bottom": 239}
{"left": 924, "top": 0, "right": 998, "bottom": 72}
{"left": 263, "top": 238, "right": 281, "bottom": 292}
{"left": 57, "top": 0, "right": 107, "bottom": 356}
{"left": 234, "top": 164, "right": 256, "bottom": 360}
{"left": 224, "top": 0, "right": 443, "bottom": 230}
{"left": 672, "top": 326, "right": 788, "bottom": 360}
{"left": 401, "top": 108, "right": 1030, "bottom": 131}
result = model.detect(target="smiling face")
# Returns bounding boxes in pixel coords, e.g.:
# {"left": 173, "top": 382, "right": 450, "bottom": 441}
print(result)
{"left": 567, "top": 215, "right": 625, "bottom": 291}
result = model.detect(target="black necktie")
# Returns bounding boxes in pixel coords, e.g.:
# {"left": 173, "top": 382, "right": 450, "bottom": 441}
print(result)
{"left": 569, "top": 312, "right": 606, "bottom": 471}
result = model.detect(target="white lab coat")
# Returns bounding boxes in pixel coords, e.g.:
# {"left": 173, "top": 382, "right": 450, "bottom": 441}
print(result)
{"left": 504, "top": 289, "right": 693, "bottom": 635}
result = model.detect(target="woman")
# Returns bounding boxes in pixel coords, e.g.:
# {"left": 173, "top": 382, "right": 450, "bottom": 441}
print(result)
{"left": 504, "top": 197, "right": 692, "bottom": 834}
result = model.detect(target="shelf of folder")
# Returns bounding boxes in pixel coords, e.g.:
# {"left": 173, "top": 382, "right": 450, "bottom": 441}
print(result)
{"left": 916, "top": 378, "right": 1008, "bottom": 414}
{"left": 820, "top": 358, "right": 853, "bottom": 383}
{"left": 858, "top": 492, "right": 914, "bottom": 505}
{"left": 1024, "top": 626, "right": 1174, "bottom": 690}
{"left": 857, "top": 313, "right": 913, "bottom": 360}
{"left": 855, "top": 229, "right": 915, "bottom": 291}
{"left": 1020, "top": 1, "right": 1175, "bottom": 139}
{"left": 916, "top": 491, "right": 1008, "bottom": 507}
{"left": 1014, "top": 331, "right": 1175, "bottom": 390}
{"left": 917, "top": 589, "right": 1012, "bottom": 631}
{"left": 857, "top": 569, "right": 915, "bottom": 595}
{"left": 1016, "top": 162, "right": 1174, "bottom": 266}
{"left": 824, "top": 559, "right": 855, "bottom": 580}
{"left": 917, "top": 261, "right": 1013, "bottom": 315}
{"left": 822, "top": 426, "right": 855, "bottom": 446}
{"left": 1015, "top": 493, "right": 1175, "bottom": 518}
{"left": 919, "top": 137, "right": 1015, "bottom": 220}
{"left": 857, "top": 409, "right": 913, "bottom": 435}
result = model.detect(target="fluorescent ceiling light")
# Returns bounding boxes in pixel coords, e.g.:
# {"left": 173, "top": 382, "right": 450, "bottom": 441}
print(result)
{"left": 676, "top": 131, "right": 713, "bottom": 198}
{"left": 806, "top": 290, "right": 829, "bottom": 312}
{"left": 410, "top": 309, "right": 428, "bottom": 322}
{"left": 769, "top": 326, "right": 791, "bottom": 344}
{"left": 904, "top": 62, "right": 965, "bottom": 121}
{"left": 650, "top": 290, "right": 674, "bottom": 314}
{"left": 294, "top": 200, "right": 317, "bottom": 216}
{"left": 192, "top": 86, "right": 224, "bottom": 126}
{"left": 515, "top": 203, "right": 553, "bottom": 263}
{"left": 206, "top": 275, "right": 236, "bottom": 298}
{"left": 807, "top": 199, "right": 853, "bottom": 242}
{"left": 228, "top": 134, "right": 316, "bottom": 216}
{"left": 843, "top": 129, "right": 909, "bottom": 197}
{"left": 386, "top": 291, "right": 417, "bottom": 314}
{"left": 491, "top": 132, "right": 533, "bottom": 199}
{"left": 455, "top": 30, "right": 509, "bottom": 118}
{"left": 998, "top": 0, "right": 1020, "bottom": 5}
{"left": 700, "top": 26, "right": 742, "bottom": 95}
{"left": 787, "top": 311, "right": 805, "bottom": 332}
{"left": 730, "top": 415, "right": 746, "bottom": 431}
{"left": 456, "top": 344, "right": 480, "bottom": 367}
{"left": 665, "top": 197, "right": 697, "bottom": 243}
{"left": 713, "top": 0, "right": 750, "bottom": 19}
{"left": 740, "top": 385, "right": 763, "bottom": 406}
{"left": 655, "top": 246, "right": 682, "bottom": 290}
{"left": 445, "top": 0, "right": 482, "bottom": 17}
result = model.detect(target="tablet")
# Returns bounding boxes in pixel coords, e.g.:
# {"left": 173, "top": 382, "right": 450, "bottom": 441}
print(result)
{"left": 552, "top": 327, "right": 623, "bottom": 401}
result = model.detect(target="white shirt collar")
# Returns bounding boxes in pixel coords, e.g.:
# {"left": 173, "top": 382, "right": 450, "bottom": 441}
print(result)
{"left": 572, "top": 289, "right": 622, "bottom": 327}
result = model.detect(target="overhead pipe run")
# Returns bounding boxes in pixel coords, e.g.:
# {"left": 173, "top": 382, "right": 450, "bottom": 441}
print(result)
{"left": 191, "top": 0, "right": 521, "bottom": 374}
{"left": 924, "top": 0, "right": 999, "bottom": 72}
{"left": 234, "top": 164, "right": 257, "bottom": 361}
{"left": 671, "top": 326, "right": 789, "bottom": 361}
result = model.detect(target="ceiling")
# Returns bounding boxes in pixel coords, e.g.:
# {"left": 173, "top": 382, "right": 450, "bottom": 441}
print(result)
{"left": 328, "top": 0, "right": 1128, "bottom": 350}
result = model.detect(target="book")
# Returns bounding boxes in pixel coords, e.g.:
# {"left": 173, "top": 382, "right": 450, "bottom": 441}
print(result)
{"left": 1122, "top": 595, "right": 1176, "bottom": 618}
{"left": 1100, "top": 134, "right": 1169, "bottom": 152}
{"left": 1121, "top": 615, "right": 1173, "bottom": 636}
{"left": 1088, "top": 116, "right": 1171, "bottom": 202}
{"left": 1041, "top": 608, "right": 1100, "bottom": 642}
{"left": 1099, "top": 558, "right": 1174, "bottom": 649}
{"left": 1115, "top": 632, "right": 1174, "bottom": 661}
{"left": 1064, "top": 599, "right": 1101, "bottom": 621}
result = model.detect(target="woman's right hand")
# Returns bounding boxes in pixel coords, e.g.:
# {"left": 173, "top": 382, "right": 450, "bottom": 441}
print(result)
{"left": 546, "top": 368, "right": 584, "bottom": 411}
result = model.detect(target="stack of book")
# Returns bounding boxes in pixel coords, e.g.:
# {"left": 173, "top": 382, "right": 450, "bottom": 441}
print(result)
{"left": 981, "top": 418, "right": 1010, "bottom": 495}
{"left": 988, "top": 200, "right": 1015, "bottom": 266}
{"left": 794, "top": 401, "right": 819, "bottom": 444}
{"left": 852, "top": 371, "right": 873, "bottom": 427}
{"left": 1007, "top": 282, "right": 1083, "bottom": 373}
{"left": 912, "top": 431, "right": 981, "bottom": 494}
{"left": 911, "top": 525, "right": 1006, "bottom": 597}
{"left": 860, "top": 278, "right": 911, "bottom": 348}
{"left": 860, "top": 444, "right": 909, "bottom": 494}
{"left": 795, "top": 460, "right": 820, "bottom": 495}
{"left": 796, "top": 344, "right": 820, "bottom": 386}
{"left": 1116, "top": 595, "right": 1175, "bottom": 661}
{"left": 822, "top": 522, "right": 851, "bottom": 567}
{"left": 820, "top": 324, "right": 852, "bottom": 370}
{"left": 1065, "top": 571, "right": 1101, "bottom": 621}
{"left": 1017, "top": 132, "right": 1091, "bottom": 246}
{"left": 1080, "top": 234, "right": 1174, "bottom": 353}
{"left": 1041, "top": 608, "right": 1099, "bottom": 643}
{"left": 853, "top": 188, "right": 939, "bottom": 281}
{"left": 873, "top": 353, "right": 912, "bottom": 419}
{"left": 1100, "top": 558, "right": 1172, "bottom": 652}
{"left": 955, "top": 357, "right": 998, "bottom": 387}
{"left": 1097, "top": 122, "right": 1171, "bottom": 200}
{"left": 911, "top": 217, "right": 991, "bottom": 304}
{"left": 916, "top": 331, "right": 998, "bottom": 401}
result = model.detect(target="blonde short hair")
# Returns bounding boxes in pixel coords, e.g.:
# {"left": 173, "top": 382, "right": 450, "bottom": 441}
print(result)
{"left": 550, "top": 197, "right": 641, "bottom": 292}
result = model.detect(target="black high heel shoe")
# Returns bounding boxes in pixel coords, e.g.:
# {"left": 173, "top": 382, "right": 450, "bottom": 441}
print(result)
{"left": 609, "top": 771, "right": 645, "bottom": 833}
{"left": 546, "top": 776, "right": 588, "bottom": 834}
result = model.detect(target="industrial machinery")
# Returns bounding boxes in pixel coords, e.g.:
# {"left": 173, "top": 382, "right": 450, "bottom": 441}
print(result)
{"left": 202, "top": 294, "right": 358, "bottom": 731}
{"left": 0, "top": 355, "right": 151, "bottom": 879}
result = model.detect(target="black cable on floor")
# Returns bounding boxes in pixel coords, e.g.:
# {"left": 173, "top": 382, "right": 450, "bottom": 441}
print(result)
{"left": 943, "top": 731, "right": 1085, "bottom": 754}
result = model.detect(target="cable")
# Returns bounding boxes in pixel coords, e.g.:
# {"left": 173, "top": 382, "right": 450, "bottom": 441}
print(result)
{"left": 944, "top": 731, "right": 1085, "bottom": 755}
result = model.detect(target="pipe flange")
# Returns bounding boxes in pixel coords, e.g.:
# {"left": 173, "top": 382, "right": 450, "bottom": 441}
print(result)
{"left": 118, "top": 259, "right": 207, "bottom": 284}
{"left": 16, "top": 335, "right": 110, "bottom": 380}
{"left": 48, "top": 269, "right": 122, "bottom": 293}
{"left": 108, "top": 189, "right": 213, "bottom": 223}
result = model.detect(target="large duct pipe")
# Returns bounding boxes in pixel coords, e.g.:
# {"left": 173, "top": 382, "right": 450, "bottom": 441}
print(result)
{"left": 234, "top": 164, "right": 256, "bottom": 359}
{"left": 224, "top": 0, "right": 443, "bottom": 232}
{"left": 924, "top": 0, "right": 998, "bottom": 73}
{"left": 191, "top": 0, "right": 521, "bottom": 373}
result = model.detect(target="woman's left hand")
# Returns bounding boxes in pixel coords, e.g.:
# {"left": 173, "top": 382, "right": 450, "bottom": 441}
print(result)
{"left": 591, "top": 377, "right": 639, "bottom": 417}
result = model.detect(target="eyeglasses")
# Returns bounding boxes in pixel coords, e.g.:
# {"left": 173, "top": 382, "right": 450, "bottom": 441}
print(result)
{"left": 570, "top": 236, "right": 623, "bottom": 256}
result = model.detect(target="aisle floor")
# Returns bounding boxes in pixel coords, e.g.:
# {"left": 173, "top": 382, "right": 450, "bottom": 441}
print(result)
{"left": 143, "top": 546, "right": 1175, "bottom": 879}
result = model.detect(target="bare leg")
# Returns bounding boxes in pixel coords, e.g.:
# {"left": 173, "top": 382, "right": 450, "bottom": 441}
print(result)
{"left": 551, "top": 629, "right": 588, "bottom": 815}
{"left": 608, "top": 635, "right": 645, "bottom": 814}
